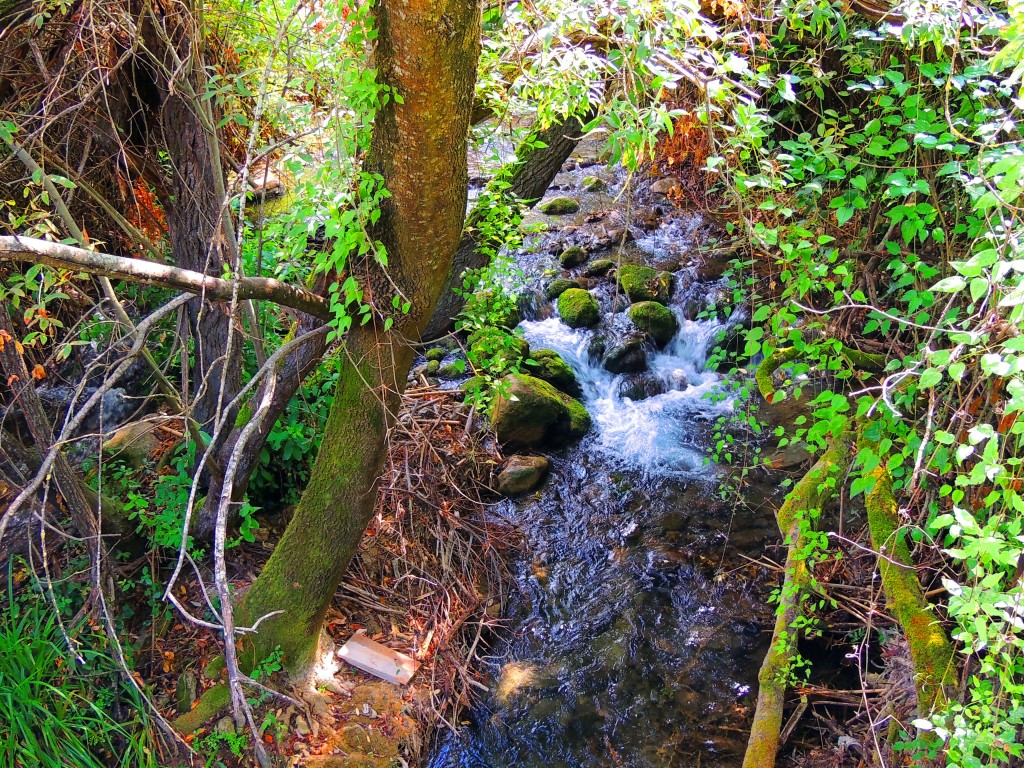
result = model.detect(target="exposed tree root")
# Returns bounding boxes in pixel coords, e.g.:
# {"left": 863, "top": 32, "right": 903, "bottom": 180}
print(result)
{"left": 859, "top": 427, "right": 956, "bottom": 713}
{"left": 742, "top": 431, "right": 853, "bottom": 768}
{"left": 755, "top": 347, "right": 800, "bottom": 403}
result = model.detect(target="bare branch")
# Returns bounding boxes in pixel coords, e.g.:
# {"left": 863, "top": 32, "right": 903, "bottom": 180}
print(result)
{"left": 0, "top": 235, "right": 332, "bottom": 321}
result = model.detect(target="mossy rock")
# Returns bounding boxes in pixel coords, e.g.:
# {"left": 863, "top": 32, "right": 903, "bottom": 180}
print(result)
{"left": 437, "top": 362, "right": 466, "bottom": 380}
{"left": 582, "top": 176, "right": 607, "bottom": 192}
{"left": 489, "top": 374, "right": 591, "bottom": 448}
{"left": 617, "top": 265, "right": 672, "bottom": 304}
{"left": 425, "top": 347, "right": 447, "bottom": 362}
{"left": 628, "top": 301, "right": 678, "bottom": 347}
{"left": 461, "top": 375, "right": 489, "bottom": 399}
{"left": 426, "top": 359, "right": 440, "bottom": 375}
{"left": 529, "top": 348, "right": 582, "bottom": 398}
{"left": 469, "top": 290, "right": 521, "bottom": 329}
{"left": 559, "top": 245, "right": 587, "bottom": 268}
{"left": 557, "top": 288, "right": 600, "bottom": 328}
{"left": 544, "top": 278, "right": 578, "bottom": 300}
{"left": 583, "top": 259, "right": 614, "bottom": 277}
{"left": 539, "top": 196, "right": 581, "bottom": 215}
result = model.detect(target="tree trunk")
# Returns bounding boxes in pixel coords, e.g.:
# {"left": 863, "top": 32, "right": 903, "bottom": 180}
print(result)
{"left": 423, "top": 113, "right": 589, "bottom": 339}
{"left": 235, "top": 0, "right": 480, "bottom": 675}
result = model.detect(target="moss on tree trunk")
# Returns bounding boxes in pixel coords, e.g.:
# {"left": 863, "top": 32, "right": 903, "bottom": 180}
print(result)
{"left": 234, "top": 0, "right": 481, "bottom": 677}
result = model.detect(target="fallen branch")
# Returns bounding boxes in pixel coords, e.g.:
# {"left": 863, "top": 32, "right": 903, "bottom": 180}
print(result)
{"left": 743, "top": 430, "right": 854, "bottom": 768}
{"left": 0, "top": 235, "right": 331, "bottom": 321}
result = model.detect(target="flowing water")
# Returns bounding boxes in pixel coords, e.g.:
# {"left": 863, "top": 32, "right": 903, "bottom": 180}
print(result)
{"left": 428, "top": 161, "right": 783, "bottom": 768}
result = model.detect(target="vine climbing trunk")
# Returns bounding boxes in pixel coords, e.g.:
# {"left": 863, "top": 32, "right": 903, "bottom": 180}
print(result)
{"left": 235, "top": 0, "right": 481, "bottom": 676}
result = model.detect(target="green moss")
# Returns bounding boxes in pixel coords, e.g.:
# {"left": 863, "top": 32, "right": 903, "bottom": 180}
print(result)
{"left": 528, "top": 348, "right": 581, "bottom": 397}
{"left": 425, "top": 347, "right": 447, "bottom": 362}
{"left": 559, "top": 245, "right": 587, "bottom": 267}
{"left": 565, "top": 397, "right": 592, "bottom": 437}
{"left": 539, "top": 196, "right": 580, "bottom": 215}
{"left": 583, "top": 259, "right": 614, "bottom": 277}
{"left": 755, "top": 347, "right": 800, "bottom": 403}
{"left": 437, "top": 362, "right": 466, "bottom": 379}
{"left": 171, "top": 683, "right": 231, "bottom": 734}
{"left": 557, "top": 288, "right": 600, "bottom": 328}
{"left": 488, "top": 374, "right": 591, "bottom": 447}
{"left": 426, "top": 360, "right": 440, "bottom": 375}
{"left": 544, "top": 279, "right": 578, "bottom": 300}
{"left": 461, "top": 375, "right": 489, "bottom": 399}
{"left": 582, "top": 176, "right": 606, "bottom": 192}
{"left": 617, "top": 265, "right": 672, "bottom": 303}
{"left": 234, "top": 404, "right": 253, "bottom": 428}
{"left": 627, "top": 301, "right": 678, "bottom": 346}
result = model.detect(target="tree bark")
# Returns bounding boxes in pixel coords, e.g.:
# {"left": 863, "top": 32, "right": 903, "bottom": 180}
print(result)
{"left": 235, "top": 0, "right": 480, "bottom": 675}
{"left": 423, "top": 113, "right": 589, "bottom": 339}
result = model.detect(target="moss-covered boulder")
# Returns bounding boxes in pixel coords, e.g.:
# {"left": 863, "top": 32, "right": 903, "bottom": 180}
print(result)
{"left": 529, "top": 349, "right": 582, "bottom": 398}
{"left": 618, "top": 265, "right": 672, "bottom": 304}
{"left": 489, "top": 374, "right": 591, "bottom": 448}
{"left": 544, "top": 278, "right": 578, "bottom": 300}
{"left": 539, "top": 196, "right": 580, "bottom": 215}
{"left": 583, "top": 259, "right": 614, "bottom": 277}
{"left": 559, "top": 245, "right": 587, "bottom": 268}
{"left": 461, "top": 375, "right": 489, "bottom": 400}
{"left": 437, "top": 362, "right": 466, "bottom": 380}
{"left": 582, "top": 176, "right": 607, "bottom": 192}
{"left": 425, "top": 347, "right": 447, "bottom": 362}
{"left": 557, "top": 288, "right": 600, "bottom": 328}
{"left": 628, "top": 301, "right": 678, "bottom": 347}
{"left": 426, "top": 360, "right": 440, "bottom": 375}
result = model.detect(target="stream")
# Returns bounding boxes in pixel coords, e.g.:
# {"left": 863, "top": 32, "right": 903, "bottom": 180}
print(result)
{"left": 428, "top": 154, "right": 784, "bottom": 768}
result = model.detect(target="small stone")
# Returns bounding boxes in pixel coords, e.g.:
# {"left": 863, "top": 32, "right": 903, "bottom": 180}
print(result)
{"left": 583, "top": 259, "right": 614, "bottom": 277}
{"left": 557, "top": 288, "right": 600, "bottom": 328}
{"left": 437, "top": 362, "right": 466, "bottom": 380}
{"left": 559, "top": 245, "right": 588, "bottom": 268}
{"left": 539, "top": 196, "right": 581, "bottom": 215}
{"left": 497, "top": 455, "right": 550, "bottom": 495}
{"left": 216, "top": 716, "right": 236, "bottom": 735}
{"left": 616, "top": 372, "right": 667, "bottom": 401}
{"left": 102, "top": 421, "right": 161, "bottom": 468}
{"left": 426, "top": 360, "right": 440, "bottom": 375}
{"left": 582, "top": 176, "right": 607, "bottom": 192}
{"left": 649, "top": 178, "right": 675, "bottom": 195}
{"left": 294, "top": 715, "right": 311, "bottom": 737}
{"left": 425, "top": 347, "right": 447, "bottom": 362}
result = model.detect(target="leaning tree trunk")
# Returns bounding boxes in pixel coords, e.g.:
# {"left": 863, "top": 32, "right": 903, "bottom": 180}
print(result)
{"left": 422, "top": 112, "right": 590, "bottom": 339}
{"left": 235, "top": 0, "right": 481, "bottom": 676}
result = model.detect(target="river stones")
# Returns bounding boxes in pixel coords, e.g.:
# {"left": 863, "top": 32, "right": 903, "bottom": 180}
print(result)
{"left": 544, "top": 278, "right": 578, "bottom": 300}
{"left": 539, "top": 196, "right": 581, "bottom": 215}
{"left": 424, "top": 347, "right": 447, "bottom": 362}
{"left": 497, "top": 455, "right": 550, "bottom": 495}
{"left": 616, "top": 372, "right": 667, "bottom": 401}
{"left": 628, "top": 301, "right": 678, "bottom": 347}
{"left": 529, "top": 348, "right": 582, "bottom": 398}
{"left": 489, "top": 374, "right": 591, "bottom": 448}
{"left": 603, "top": 335, "right": 648, "bottom": 374}
{"left": 583, "top": 258, "right": 614, "bottom": 277}
{"left": 617, "top": 265, "right": 672, "bottom": 304}
{"left": 557, "top": 288, "right": 600, "bottom": 328}
{"left": 559, "top": 245, "right": 588, "bottom": 267}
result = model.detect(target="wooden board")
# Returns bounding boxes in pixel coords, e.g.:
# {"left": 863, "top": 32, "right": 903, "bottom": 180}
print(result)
{"left": 338, "top": 632, "right": 420, "bottom": 685}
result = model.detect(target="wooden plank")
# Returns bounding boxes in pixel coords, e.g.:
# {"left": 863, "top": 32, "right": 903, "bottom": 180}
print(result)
{"left": 338, "top": 632, "right": 420, "bottom": 685}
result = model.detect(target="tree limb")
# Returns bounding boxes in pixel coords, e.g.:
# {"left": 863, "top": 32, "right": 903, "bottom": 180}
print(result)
{"left": 0, "top": 235, "right": 331, "bottom": 321}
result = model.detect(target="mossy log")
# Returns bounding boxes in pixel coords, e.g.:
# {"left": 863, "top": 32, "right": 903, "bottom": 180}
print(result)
{"left": 756, "top": 344, "right": 885, "bottom": 403}
{"left": 170, "top": 683, "right": 231, "bottom": 734}
{"left": 743, "top": 431, "right": 853, "bottom": 768}
{"left": 859, "top": 429, "right": 955, "bottom": 712}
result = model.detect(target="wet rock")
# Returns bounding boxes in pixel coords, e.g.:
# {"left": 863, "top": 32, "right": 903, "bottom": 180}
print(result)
{"left": 583, "top": 259, "right": 614, "bottom": 277}
{"left": 425, "top": 347, "right": 447, "bottom": 362}
{"left": 557, "top": 288, "right": 600, "bottom": 328}
{"left": 102, "top": 421, "right": 161, "bottom": 468}
{"left": 587, "top": 332, "right": 609, "bottom": 359}
{"left": 437, "top": 362, "right": 466, "bottom": 380}
{"left": 426, "top": 360, "right": 440, "bottom": 375}
{"left": 559, "top": 245, "right": 588, "bottom": 268}
{"left": 627, "top": 301, "right": 678, "bottom": 347}
{"left": 489, "top": 374, "right": 591, "bottom": 448}
{"left": 215, "top": 716, "right": 236, "bottom": 735}
{"left": 617, "top": 265, "right": 672, "bottom": 304}
{"left": 657, "top": 510, "right": 689, "bottom": 533}
{"left": 649, "top": 178, "right": 676, "bottom": 195}
{"left": 539, "top": 196, "right": 580, "bottom": 215}
{"left": 616, "top": 372, "right": 667, "bottom": 401}
{"left": 582, "top": 175, "right": 607, "bottom": 192}
{"left": 544, "top": 278, "right": 578, "bottom": 300}
{"left": 603, "top": 336, "right": 648, "bottom": 374}
{"left": 528, "top": 349, "right": 582, "bottom": 398}
{"left": 497, "top": 455, "right": 550, "bottom": 495}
